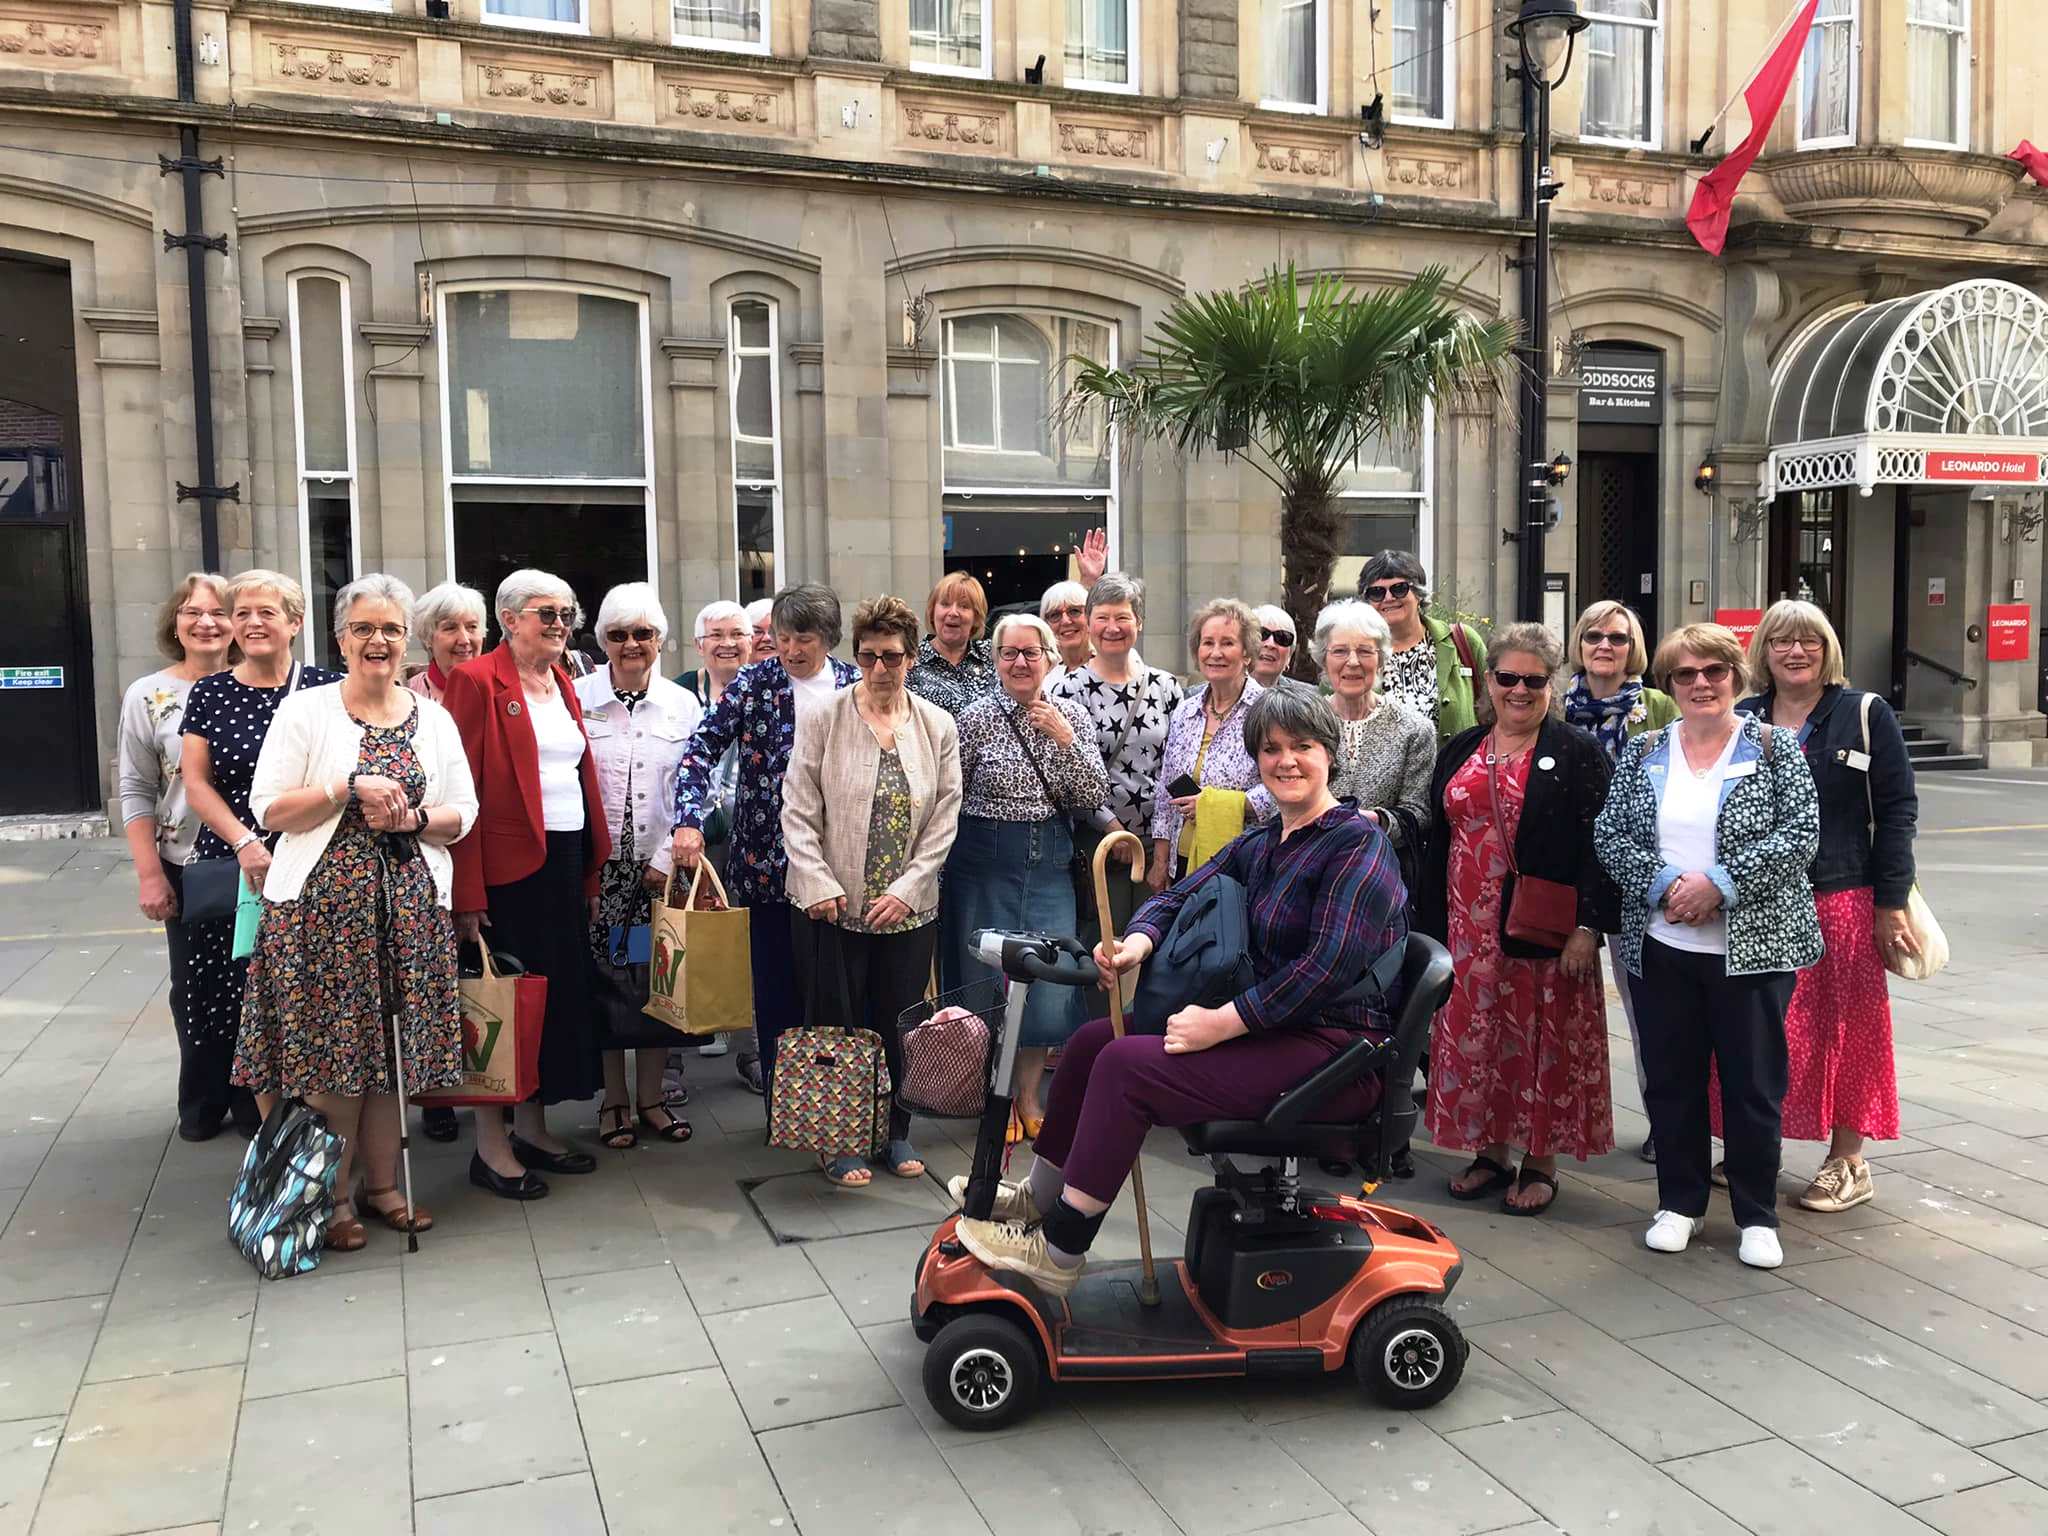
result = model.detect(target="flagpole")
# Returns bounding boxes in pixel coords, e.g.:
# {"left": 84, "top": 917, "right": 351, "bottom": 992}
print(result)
{"left": 1691, "top": 1, "right": 1815, "bottom": 154}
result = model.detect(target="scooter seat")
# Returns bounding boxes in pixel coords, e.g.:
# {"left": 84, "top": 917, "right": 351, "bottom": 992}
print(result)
{"left": 1179, "top": 1120, "right": 1370, "bottom": 1161}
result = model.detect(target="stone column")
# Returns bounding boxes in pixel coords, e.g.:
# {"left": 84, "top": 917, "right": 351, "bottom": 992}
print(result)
{"left": 812, "top": 0, "right": 882, "bottom": 61}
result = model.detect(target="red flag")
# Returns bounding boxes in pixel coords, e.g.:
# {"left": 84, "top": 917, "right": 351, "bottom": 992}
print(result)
{"left": 1686, "top": 0, "right": 1823, "bottom": 256}
{"left": 2011, "top": 141, "right": 2048, "bottom": 189}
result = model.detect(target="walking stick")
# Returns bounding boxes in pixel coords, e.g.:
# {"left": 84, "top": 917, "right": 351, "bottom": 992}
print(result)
{"left": 376, "top": 837, "right": 422, "bottom": 1255}
{"left": 1091, "top": 829, "right": 1160, "bottom": 1307}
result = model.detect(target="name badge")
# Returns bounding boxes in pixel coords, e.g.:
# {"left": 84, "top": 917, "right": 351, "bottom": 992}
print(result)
{"left": 1457, "top": 666, "right": 1473, "bottom": 679}
{"left": 1842, "top": 749, "right": 1872, "bottom": 772}
{"left": 1725, "top": 760, "right": 1758, "bottom": 779}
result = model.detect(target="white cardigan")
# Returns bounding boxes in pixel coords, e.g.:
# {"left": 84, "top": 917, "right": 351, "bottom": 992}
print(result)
{"left": 249, "top": 684, "right": 479, "bottom": 908}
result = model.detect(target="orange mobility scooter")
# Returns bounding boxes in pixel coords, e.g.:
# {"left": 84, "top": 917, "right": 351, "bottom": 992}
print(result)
{"left": 910, "top": 925, "right": 1462, "bottom": 1431}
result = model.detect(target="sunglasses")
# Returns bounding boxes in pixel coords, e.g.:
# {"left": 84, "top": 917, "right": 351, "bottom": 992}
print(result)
{"left": 606, "top": 627, "right": 658, "bottom": 644}
{"left": 1045, "top": 605, "right": 1086, "bottom": 622}
{"left": 1583, "top": 629, "right": 1631, "bottom": 648}
{"left": 521, "top": 606, "right": 576, "bottom": 628}
{"left": 1492, "top": 668, "right": 1551, "bottom": 692}
{"left": 1364, "top": 581, "right": 1414, "bottom": 603}
{"left": 1260, "top": 627, "right": 1295, "bottom": 647}
{"left": 1669, "top": 663, "right": 1734, "bottom": 687}
{"left": 856, "top": 649, "right": 909, "bottom": 669}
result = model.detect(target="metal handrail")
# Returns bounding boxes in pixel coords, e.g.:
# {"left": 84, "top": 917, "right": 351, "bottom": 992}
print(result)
{"left": 1904, "top": 649, "right": 1979, "bottom": 691}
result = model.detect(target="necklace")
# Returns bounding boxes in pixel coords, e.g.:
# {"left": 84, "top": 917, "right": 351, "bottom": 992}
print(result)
{"left": 1680, "top": 723, "right": 1736, "bottom": 777}
{"left": 1484, "top": 731, "right": 1536, "bottom": 765}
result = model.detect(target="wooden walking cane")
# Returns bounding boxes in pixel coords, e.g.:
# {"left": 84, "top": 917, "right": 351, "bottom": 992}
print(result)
{"left": 1091, "top": 829, "right": 1160, "bottom": 1307}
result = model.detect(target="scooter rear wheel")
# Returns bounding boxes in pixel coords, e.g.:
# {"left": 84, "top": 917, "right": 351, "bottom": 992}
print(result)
{"left": 923, "top": 1314, "right": 1043, "bottom": 1431}
{"left": 1350, "top": 1295, "right": 1467, "bottom": 1409}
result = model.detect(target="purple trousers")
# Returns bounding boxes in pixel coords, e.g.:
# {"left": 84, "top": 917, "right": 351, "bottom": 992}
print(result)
{"left": 1037, "top": 1017, "right": 1383, "bottom": 1204}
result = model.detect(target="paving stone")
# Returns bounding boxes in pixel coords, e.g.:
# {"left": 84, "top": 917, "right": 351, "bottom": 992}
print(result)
{"left": 1438, "top": 1256, "right": 1557, "bottom": 1329}
{"left": 747, "top": 1167, "right": 954, "bottom": 1241}
{"left": 1445, "top": 1412, "right": 1747, "bottom": 1536}
{"left": 1633, "top": 1323, "right": 2005, "bottom": 1504}
{"left": 0, "top": 1297, "right": 102, "bottom": 1420}
{"left": 524, "top": 1184, "right": 672, "bottom": 1279}
{"left": 0, "top": 1415, "right": 62, "bottom": 1536}
{"left": 801, "top": 1224, "right": 935, "bottom": 1327}
{"left": 1708, "top": 1288, "right": 2048, "bottom": 1446}
{"left": 83, "top": 1243, "right": 255, "bottom": 1383}
{"left": 407, "top": 1332, "right": 587, "bottom": 1500}
{"left": 414, "top": 1472, "right": 607, "bottom": 1535}
{"left": 1796, "top": 1220, "right": 2048, "bottom": 1335}
{"left": 1913, "top": 1121, "right": 2048, "bottom": 1184}
{"left": 1662, "top": 1437, "right": 1935, "bottom": 1536}
{"left": 401, "top": 1229, "right": 553, "bottom": 1348}
{"left": 670, "top": 1227, "right": 832, "bottom": 1316}
{"left": 858, "top": 1319, "right": 1083, "bottom": 1445}
{"left": 1558, "top": 1219, "right": 1807, "bottom": 1304}
{"left": 577, "top": 1368, "right": 790, "bottom": 1535}
{"left": 1469, "top": 1311, "right": 1761, "bottom": 1463}
{"left": 1273, "top": 1408, "right": 1536, "bottom": 1536}
{"left": 1077, "top": 1395, "right": 1347, "bottom": 1535}
{"left": 545, "top": 1262, "right": 715, "bottom": 1387}
{"left": 1907, "top": 1476, "right": 2048, "bottom": 1536}
{"left": 1470, "top": 1226, "right": 1721, "bottom": 1341}
{"left": 33, "top": 1363, "right": 242, "bottom": 1536}
{"left": 939, "top": 1419, "right": 1178, "bottom": 1536}
{"left": 244, "top": 1262, "right": 404, "bottom": 1401}
{"left": 1982, "top": 1427, "right": 2048, "bottom": 1482}
{"left": 761, "top": 1405, "right": 991, "bottom": 1536}
{"left": 703, "top": 1293, "right": 900, "bottom": 1432}
{"left": 1409, "top": 1345, "right": 1564, "bottom": 1435}
{"left": 222, "top": 1377, "right": 411, "bottom": 1534}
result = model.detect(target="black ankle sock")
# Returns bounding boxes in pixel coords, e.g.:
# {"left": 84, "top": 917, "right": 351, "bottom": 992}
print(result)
{"left": 1039, "top": 1199, "right": 1107, "bottom": 1267}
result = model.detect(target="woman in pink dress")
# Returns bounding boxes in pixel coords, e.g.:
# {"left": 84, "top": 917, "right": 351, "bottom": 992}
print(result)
{"left": 1417, "top": 622, "right": 1616, "bottom": 1216}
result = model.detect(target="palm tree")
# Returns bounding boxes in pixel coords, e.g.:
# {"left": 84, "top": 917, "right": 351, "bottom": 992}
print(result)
{"left": 1061, "top": 265, "right": 1518, "bottom": 677}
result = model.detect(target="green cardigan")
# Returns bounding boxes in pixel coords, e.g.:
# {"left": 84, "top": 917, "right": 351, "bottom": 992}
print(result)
{"left": 1424, "top": 614, "right": 1487, "bottom": 742}
{"left": 1631, "top": 686, "right": 1680, "bottom": 736}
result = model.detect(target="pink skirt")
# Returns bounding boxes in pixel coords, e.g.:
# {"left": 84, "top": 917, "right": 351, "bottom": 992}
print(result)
{"left": 1712, "top": 886, "right": 1899, "bottom": 1142}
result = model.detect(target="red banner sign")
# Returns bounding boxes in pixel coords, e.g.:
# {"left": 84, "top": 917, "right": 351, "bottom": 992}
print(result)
{"left": 1988, "top": 603, "right": 2033, "bottom": 662}
{"left": 1924, "top": 450, "right": 2045, "bottom": 484}
{"left": 1715, "top": 608, "right": 1763, "bottom": 651}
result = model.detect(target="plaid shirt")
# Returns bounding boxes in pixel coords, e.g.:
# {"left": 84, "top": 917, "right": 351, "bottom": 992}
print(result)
{"left": 1128, "top": 804, "right": 1409, "bottom": 1036}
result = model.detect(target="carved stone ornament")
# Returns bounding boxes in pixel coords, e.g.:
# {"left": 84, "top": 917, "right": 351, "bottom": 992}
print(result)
{"left": 667, "top": 83, "right": 780, "bottom": 128}
{"left": 1056, "top": 121, "right": 1150, "bottom": 162}
{"left": 1578, "top": 170, "right": 1667, "bottom": 209}
{"left": 1384, "top": 154, "right": 1465, "bottom": 191}
{"left": 1253, "top": 140, "right": 1341, "bottom": 179}
{"left": 269, "top": 41, "right": 401, "bottom": 90}
{"left": 0, "top": 15, "right": 107, "bottom": 65}
{"left": 1762, "top": 146, "right": 2024, "bottom": 238}
{"left": 901, "top": 104, "right": 1003, "bottom": 149}
{"left": 478, "top": 62, "right": 599, "bottom": 112}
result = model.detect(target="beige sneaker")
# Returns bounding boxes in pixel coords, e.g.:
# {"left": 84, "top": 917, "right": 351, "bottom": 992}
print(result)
{"left": 1798, "top": 1157, "right": 1874, "bottom": 1213}
{"left": 953, "top": 1216, "right": 1082, "bottom": 1297}
{"left": 946, "top": 1175, "right": 1040, "bottom": 1224}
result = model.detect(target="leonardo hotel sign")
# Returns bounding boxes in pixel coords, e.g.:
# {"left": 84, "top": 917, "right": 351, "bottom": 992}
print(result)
{"left": 1923, "top": 450, "right": 2048, "bottom": 484}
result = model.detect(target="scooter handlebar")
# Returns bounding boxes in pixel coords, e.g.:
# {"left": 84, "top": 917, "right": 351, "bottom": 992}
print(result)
{"left": 970, "top": 929, "right": 1100, "bottom": 987}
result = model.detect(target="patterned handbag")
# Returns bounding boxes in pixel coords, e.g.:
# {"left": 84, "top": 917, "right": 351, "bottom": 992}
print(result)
{"left": 767, "top": 1026, "right": 891, "bottom": 1159}
{"left": 227, "top": 1099, "right": 343, "bottom": 1280}
{"left": 898, "top": 1005, "right": 992, "bottom": 1119}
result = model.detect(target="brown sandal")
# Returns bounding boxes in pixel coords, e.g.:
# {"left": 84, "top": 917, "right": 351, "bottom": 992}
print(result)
{"left": 326, "top": 1203, "right": 368, "bottom": 1252}
{"left": 599, "top": 1103, "right": 638, "bottom": 1150}
{"left": 361, "top": 1186, "right": 433, "bottom": 1233}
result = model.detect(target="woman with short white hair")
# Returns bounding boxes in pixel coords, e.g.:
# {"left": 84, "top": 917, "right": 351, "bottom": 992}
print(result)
{"left": 1041, "top": 579, "right": 1093, "bottom": 681}
{"left": 676, "top": 599, "right": 751, "bottom": 1066}
{"left": 1252, "top": 604, "right": 1313, "bottom": 696}
{"left": 407, "top": 582, "right": 488, "bottom": 705}
{"left": 744, "top": 597, "right": 776, "bottom": 663}
{"left": 1311, "top": 599, "right": 1433, "bottom": 843}
{"left": 576, "top": 582, "right": 702, "bottom": 1148}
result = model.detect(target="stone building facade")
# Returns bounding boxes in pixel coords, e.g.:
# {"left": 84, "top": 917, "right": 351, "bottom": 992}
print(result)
{"left": 4, "top": 0, "right": 2048, "bottom": 818}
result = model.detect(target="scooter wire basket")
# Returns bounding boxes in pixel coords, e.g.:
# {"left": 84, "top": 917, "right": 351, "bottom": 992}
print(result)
{"left": 896, "top": 976, "right": 1007, "bottom": 1120}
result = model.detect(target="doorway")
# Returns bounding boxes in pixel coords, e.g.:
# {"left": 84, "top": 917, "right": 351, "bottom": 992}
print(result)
{"left": 453, "top": 495, "right": 651, "bottom": 663}
{"left": 942, "top": 501, "right": 1105, "bottom": 615}
{"left": 1575, "top": 426, "right": 1660, "bottom": 635}
{"left": 0, "top": 254, "right": 97, "bottom": 815}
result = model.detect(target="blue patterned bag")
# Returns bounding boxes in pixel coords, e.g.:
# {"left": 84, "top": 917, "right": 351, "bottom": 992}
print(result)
{"left": 228, "top": 1100, "right": 342, "bottom": 1280}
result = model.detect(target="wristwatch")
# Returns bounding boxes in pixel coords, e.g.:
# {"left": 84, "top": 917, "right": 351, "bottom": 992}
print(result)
{"left": 231, "top": 832, "right": 259, "bottom": 853}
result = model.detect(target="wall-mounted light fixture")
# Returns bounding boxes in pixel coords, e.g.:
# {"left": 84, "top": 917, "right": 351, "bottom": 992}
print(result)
{"left": 1545, "top": 451, "right": 1573, "bottom": 487}
{"left": 1694, "top": 459, "right": 1717, "bottom": 493}
{"left": 1023, "top": 55, "right": 1046, "bottom": 85}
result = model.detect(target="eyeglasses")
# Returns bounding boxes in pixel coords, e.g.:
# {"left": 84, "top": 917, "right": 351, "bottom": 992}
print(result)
{"left": 997, "top": 646, "right": 1046, "bottom": 664}
{"left": 1491, "top": 668, "right": 1550, "bottom": 692}
{"left": 177, "top": 606, "right": 228, "bottom": 623}
{"left": 1045, "top": 605, "right": 1086, "bottom": 622}
{"left": 1583, "top": 629, "right": 1631, "bottom": 648}
{"left": 1260, "top": 627, "right": 1296, "bottom": 648}
{"left": 1767, "top": 635, "right": 1823, "bottom": 653}
{"left": 346, "top": 622, "right": 408, "bottom": 643}
{"left": 1669, "top": 663, "right": 1734, "bottom": 687}
{"left": 1324, "top": 645, "right": 1376, "bottom": 665}
{"left": 606, "top": 627, "right": 658, "bottom": 644}
{"left": 521, "top": 606, "right": 576, "bottom": 628}
{"left": 1364, "top": 581, "right": 1414, "bottom": 603}
{"left": 856, "top": 649, "right": 909, "bottom": 669}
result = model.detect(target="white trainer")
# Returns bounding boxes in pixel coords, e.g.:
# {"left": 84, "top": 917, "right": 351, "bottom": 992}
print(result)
{"left": 1738, "top": 1226, "right": 1784, "bottom": 1269}
{"left": 946, "top": 1175, "right": 1040, "bottom": 1224}
{"left": 1645, "top": 1210, "right": 1702, "bottom": 1254}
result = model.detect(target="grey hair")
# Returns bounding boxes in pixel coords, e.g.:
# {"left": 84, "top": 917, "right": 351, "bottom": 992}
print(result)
{"left": 1086, "top": 572, "right": 1145, "bottom": 622}
{"left": 595, "top": 582, "right": 670, "bottom": 646}
{"left": 495, "top": 568, "right": 581, "bottom": 630}
{"left": 1475, "top": 620, "right": 1566, "bottom": 724}
{"left": 771, "top": 583, "right": 843, "bottom": 648}
{"left": 333, "top": 573, "right": 417, "bottom": 640}
{"left": 991, "top": 611, "right": 1059, "bottom": 656}
{"left": 693, "top": 599, "right": 747, "bottom": 641}
{"left": 412, "top": 580, "right": 486, "bottom": 640}
{"left": 1039, "top": 580, "right": 1089, "bottom": 618}
{"left": 1254, "top": 603, "right": 1293, "bottom": 637}
{"left": 1241, "top": 686, "right": 1342, "bottom": 764}
{"left": 743, "top": 598, "right": 774, "bottom": 626}
{"left": 1310, "top": 599, "right": 1392, "bottom": 671}
{"left": 1356, "top": 549, "right": 1430, "bottom": 604}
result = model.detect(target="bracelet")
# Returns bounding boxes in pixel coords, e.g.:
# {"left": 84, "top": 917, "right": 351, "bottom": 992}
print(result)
{"left": 231, "top": 832, "right": 259, "bottom": 853}
{"left": 323, "top": 780, "right": 343, "bottom": 809}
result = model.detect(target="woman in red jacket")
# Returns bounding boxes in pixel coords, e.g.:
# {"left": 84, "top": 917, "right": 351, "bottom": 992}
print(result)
{"left": 445, "top": 569, "right": 613, "bottom": 1200}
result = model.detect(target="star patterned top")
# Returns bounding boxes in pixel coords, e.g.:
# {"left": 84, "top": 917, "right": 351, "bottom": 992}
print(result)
{"left": 1047, "top": 661, "right": 1185, "bottom": 840}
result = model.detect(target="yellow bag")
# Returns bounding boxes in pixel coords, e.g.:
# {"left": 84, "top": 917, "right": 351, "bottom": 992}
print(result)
{"left": 1188, "top": 787, "right": 1248, "bottom": 868}
{"left": 643, "top": 861, "right": 755, "bottom": 1036}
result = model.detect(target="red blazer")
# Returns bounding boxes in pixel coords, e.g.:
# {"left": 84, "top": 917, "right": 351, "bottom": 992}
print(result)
{"left": 445, "top": 646, "right": 612, "bottom": 912}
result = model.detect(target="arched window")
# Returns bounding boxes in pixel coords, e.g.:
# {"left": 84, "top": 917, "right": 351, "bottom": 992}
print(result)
{"left": 730, "top": 297, "right": 783, "bottom": 602}
{"left": 289, "top": 273, "right": 359, "bottom": 668}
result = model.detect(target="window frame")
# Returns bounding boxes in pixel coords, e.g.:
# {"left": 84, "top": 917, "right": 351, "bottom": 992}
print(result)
{"left": 1259, "top": 0, "right": 1329, "bottom": 115}
{"left": 728, "top": 297, "right": 785, "bottom": 603}
{"left": 1796, "top": 0, "right": 1858, "bottom": 150}
{"left": 1388, "top": 0, "right": 1455, "bottom": 130}
{"left": 1335, "top": 402, "right": 1435, "bottom": 576}
{"left": 287, "top": 270, "right": 361, "bottom": 670}
{"left": 1903, "top": 0, "right": 1969, "bottom": 151}
{"left": 1064, "top": 0, "right": 1140, "bottom": 95}
{"left": 671, "top": 0, "right": 770, "bottom": 56}
{"left": 1578, "top": 0, "right": 1663, "bottom": 151}
{"left": 908, "top": 0, "right": 993, "bottom": 81}
{"left": 433, "top": 279, "right": 659, "bottom": 588}
{"left": 939, "top": 308, "right": 1122, "bottom": 572}
{"left": 479, "top": 0, "right": 590, "bottom": 38}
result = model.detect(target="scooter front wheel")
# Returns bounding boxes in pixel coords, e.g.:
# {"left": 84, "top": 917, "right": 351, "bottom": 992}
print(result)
{"left": 1350, "top": 1295, "right": 1467, "bottom": 1409}
{"left": 923, "top": 1313, "right": 1043, "bottom": 1431}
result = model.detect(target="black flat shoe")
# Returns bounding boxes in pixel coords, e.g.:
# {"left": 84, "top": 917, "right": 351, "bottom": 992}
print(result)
{"left": 469, "top": 1152, "right": 548, "bottom": 1201}
{"left": 421, "top": 1107, "right": 460, "bottom": 1144}
{"left": 176, "top": 1113, "right": 224, "bottom": 1143}
{"left": 508, "top": 1135, "right": 597, "bottom": 1175}
{"left": 1390, "top": 1148, "right": 1417, "bottom": 1180}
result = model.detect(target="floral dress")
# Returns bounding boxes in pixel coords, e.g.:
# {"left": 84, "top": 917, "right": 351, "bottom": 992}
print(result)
{"left": 232, "top": 704, "right": 463, "bottom": 1098}
{"left": 840, "top": 748, "right": 933, "bottom": 936}
{"left": 1424, "top": 750, "right": 1614, "bottom": 1159}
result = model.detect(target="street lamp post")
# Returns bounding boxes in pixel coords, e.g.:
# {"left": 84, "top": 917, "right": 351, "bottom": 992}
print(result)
{"left": 1506, "top": 0, "right": 1588, "bottom": 622}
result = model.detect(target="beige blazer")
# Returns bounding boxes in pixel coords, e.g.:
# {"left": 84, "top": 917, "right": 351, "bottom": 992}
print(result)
{"left": 781, "top": 686, "right": 962, "bottom": 917}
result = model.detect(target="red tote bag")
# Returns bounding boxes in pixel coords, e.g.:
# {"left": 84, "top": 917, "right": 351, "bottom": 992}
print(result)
{"left": 416, "top": 946, "right": 546, "bottom": 1107}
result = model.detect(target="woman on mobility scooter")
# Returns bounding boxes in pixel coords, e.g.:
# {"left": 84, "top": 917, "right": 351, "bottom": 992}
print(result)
{"left": 950, "top": 687, "right": 1411, "bottom": 1295}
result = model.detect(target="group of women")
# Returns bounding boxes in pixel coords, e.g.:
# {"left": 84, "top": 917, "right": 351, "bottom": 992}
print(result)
{"left": 119, "top": 547, "right": 1918, "bottom": 1269}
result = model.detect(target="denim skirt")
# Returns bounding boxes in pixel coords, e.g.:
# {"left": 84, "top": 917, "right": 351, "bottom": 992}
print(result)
{"left": 941, "top": 814, "right": 1085, "bottom": 1047}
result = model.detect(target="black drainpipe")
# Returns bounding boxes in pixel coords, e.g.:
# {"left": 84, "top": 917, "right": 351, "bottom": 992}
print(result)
{"left": 163, "top": 0, "right": 235, "bottom": 570}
